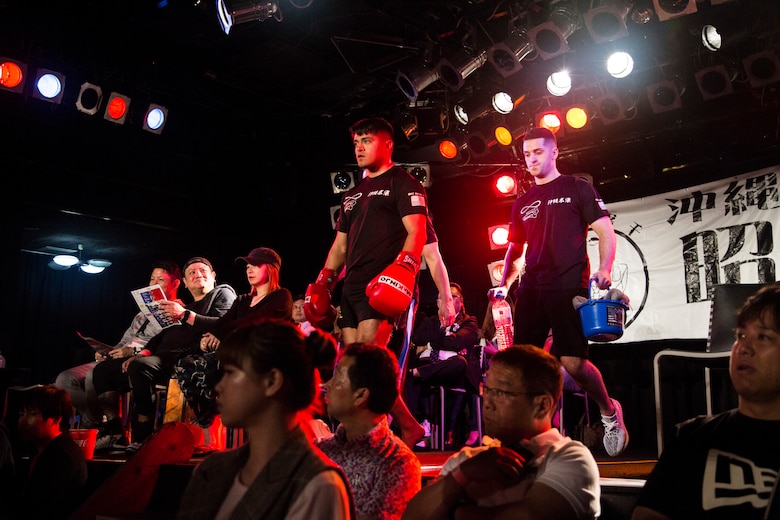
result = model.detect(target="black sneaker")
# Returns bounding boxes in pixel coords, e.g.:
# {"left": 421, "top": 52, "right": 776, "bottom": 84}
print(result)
{"left": 126, "top": 420, "right": 154, "bottom": 454}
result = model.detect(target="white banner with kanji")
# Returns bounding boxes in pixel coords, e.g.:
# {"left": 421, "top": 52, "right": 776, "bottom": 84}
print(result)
{"left": 589, "top": 165, "right": 780, "bottom": 342}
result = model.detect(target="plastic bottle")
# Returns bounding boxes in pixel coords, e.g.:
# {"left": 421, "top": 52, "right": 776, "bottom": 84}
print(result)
{"left": 491, "top": 294, "right": 514, "bottom": 351}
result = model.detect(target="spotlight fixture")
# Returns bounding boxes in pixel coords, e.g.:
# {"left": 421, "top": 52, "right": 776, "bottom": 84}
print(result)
{"left": 537, "top": 110, "right": 564, "bottom": 134}
{"left": 493, "top": 174, "right": 517, "bottom": 197}
{"left": 32, "top": 68, "right": 65, "bottom": 104}
{"left": 491, "top": 92, "right": 514, "bottom": 115}
{"left": 437, "top": 136, "right": 469, "bottom": 164}
{"left": 564, "top": 104, "right": 590, "bottom": 131}
{"left": 104, "top": 92, "right": 131, "bottom": 125}
{"left": 217, "top": 0, "right": 282, "bottom": 35}
{"left": 583, "top": 3, "right": 630, "bottom": 43}
{"left": 546, "top": 71, "right": 572, "bottom": 96}
{"left": 75, "top": 82, "right": 103, "bottom": 115}
{"left": 487, "top": 260, "right": 505, "bottom": 287}
{"left": 395, "top": 64, "right": 440, "bottom": 103}
{"left": 436, "top": 49, "right": 488, "bottom": 92}
{"left": 487, "top": 29, "right": 534, "bottom": 78}
{"left": 330, "top": 170, "right": 356, "bottom": 194}
{"left": 488, "top": 225, "right": 511, "bottom": 250}
{"left": 142, "top": 103, "right": 169, "bottom": 134}
{"left": 466, "top": 132, "right": 490, "bottom": 158}
{"left": 606, "top": 51, "right": 634, "bottom": 78}
{"left": 397, "top": 110, "right": 419, "bottom": 141}
{"left": 652, "top": 0, "right": 696, "bottom": 22}
{"left": 595, "top": 93, "right": 626, "bottom": 125}
{"left": 400, "top": 163, "right": 432, "bottom": 188}
{"left": 528, "top": 1, "right": 581, "bottom": 61}
{"left": 0, "top": 57, "right": 27, "bottom": 94}
{"left": 453, "top": 98, "right": 491, "bottom": 126}
{"left": 695, "top": 65, "right": 733, "bottom": 100}
{"left": 646, "top": 80, "right": 682, "bottom": 113}
{"left": 743, "top": 51, "right": 780, "bottom": 88}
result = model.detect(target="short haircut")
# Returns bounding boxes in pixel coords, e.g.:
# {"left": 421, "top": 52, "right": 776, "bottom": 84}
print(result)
{"left": 152, "top": 259, "right": 182, "bottom": 281}
{"left": 18, "top": 385, "right": 72, "bottom": 432}
{"left": 737, "top": 282, "right": 780, "bottom": 331}
{"left": 523, "top": 127, "right": 557, "bottom": 146}
{"left": 339, "top": 343, "right": 399, "bottom": 415}
{"left": 491, "top": 344, "right": 563, "bottom": 401}
{"left": 349, "top": 117, "right": 395, "bottom": 141}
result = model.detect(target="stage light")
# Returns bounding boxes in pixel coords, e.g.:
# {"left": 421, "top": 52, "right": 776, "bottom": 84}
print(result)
{"left": 490, "top": 92, "right": 513, "bottom": 115}
{"left": 538, "top": 110, "right": 563, "bottom": 134}
{"left": 142, "top": 103, "right": 168, "bottom": 134}
{"left": 466, "top": 132, "right": 490, "bottom": 158}
{"left": 75, "top": 82, "right": 103, "bottom": 115}
{"left": 647, "top": 80, "right": 682, "bottom": 113}
{"left": 652, "top": 0, "right": 696, "bottom": 22}
{"left": 436, "top": 49, "right": 488, "bottom": 92}
{"left": 32, "top": 69, "right": 65, "bottom": 104}
{"left": 487, "top": 260, "right": 505, "bottom": 287}
{"left": 0, "top": 58, "right": 27, "bottom": 93}
{"left": 701, "top": 25, "right": 721, "bottom": 52}
{"left": 397, "top": 110, "right": 419, "bottom": 141}
{"left": 494, "top": 124, "right": 514, "bottom": 147}
{"left": 596, "top": 93, "right": 625, "bottom": 125}
{"left": 494, "top": 174, "right": 517, "bottom": 197}
{"left": 606, "top": 51, "right": 634, "bottom": 78}
{"left": 488, "top": 29, "right": 534, "bottom": 78}
{"left": 528, "top": 1, "right": 581, "bottom": 61}
{"left": 330, "top": 170, "right": 356, "bottom": 194}
{"left": 743, "top": 51, "right": 780, "bottom": 88}
{"left": 695, "top": 65, "right": 733, "bottom": 100}
{"left": 217, "top": 0, "right": 282, "bottom": 35}
{"left": 104, "top": 92, "right": 131, "bottom": 124}
{"left": 401, "top": 163, "right": 432, "bottom": 188}
{"left": 564, "top": 105, "right": 589, "bottom": 130}
{"left": 395, "top": 64, "right": 439, "bottom": 102}
{"left": 453, "top": 98, "right": 490, "bottom": 126}
{"left": 488, "top": 225, "right": 511, "bottom": 250}
{"left": 546, "top": 71, "right": 571, "bottom": 96}
{"left": 583, "top": 3, "right": 629, "bottom": 43}
{"left": 80, "top": 264, "right": 105, "bottom": 274}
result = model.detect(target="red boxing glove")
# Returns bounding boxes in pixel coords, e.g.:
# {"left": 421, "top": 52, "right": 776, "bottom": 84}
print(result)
{"left": 366, "top": 251, "right": 420, "bottom": 317}
{"left": 304, "top": 268, "right": 338, "bottom": 329}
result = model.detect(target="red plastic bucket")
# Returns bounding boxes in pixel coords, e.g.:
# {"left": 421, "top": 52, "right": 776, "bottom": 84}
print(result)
{"left": 69, "top": 428, "right": 98, "bottom": 460}
{"left": 577, "top": 283, "right": 628, "bottom": 342}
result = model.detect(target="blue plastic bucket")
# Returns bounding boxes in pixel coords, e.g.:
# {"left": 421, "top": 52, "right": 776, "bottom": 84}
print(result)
{"left": 577, "top": 283, "right": 628, "bottom": 342}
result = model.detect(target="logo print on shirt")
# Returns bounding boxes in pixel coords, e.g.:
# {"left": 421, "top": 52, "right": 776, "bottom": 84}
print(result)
{"left": 367, "top": 189, "right": 390, "bottom": 197}
{"left": 701, "top": 449, "right": 776, "bottom": 511}
{"left": 521, "top": 200, "right": 541, "bottom": 221}
{"left": 343, "top": 193, "right": 362, "bottom": 213}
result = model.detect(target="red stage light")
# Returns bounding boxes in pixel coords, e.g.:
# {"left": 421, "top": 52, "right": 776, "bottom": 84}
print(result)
{"left": 0, "top": 58, "right": 26, "bottom": 93}
{"left": 488, "top": 224, "right": 510, "bottom": 249}
{"left": 494, "top": 174, "right": 517, "bottom": 196}
{"left": 104, "top": 92, "right": 131, "bottom": 124}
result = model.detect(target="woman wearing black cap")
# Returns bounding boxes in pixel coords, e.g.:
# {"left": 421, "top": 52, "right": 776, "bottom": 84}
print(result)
{"left": 166, "top": 247, "right": 293, "bottom": 436}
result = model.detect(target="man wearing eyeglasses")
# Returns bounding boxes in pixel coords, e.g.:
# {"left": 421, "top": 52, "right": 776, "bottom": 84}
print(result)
{"left": 403, "top": 344, "right": 600, "bottom": 520}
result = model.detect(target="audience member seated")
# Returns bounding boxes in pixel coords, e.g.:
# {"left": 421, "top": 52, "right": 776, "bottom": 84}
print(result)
{"left": 404, "top": 282, "right": 480, "bottom": 448}
{"left": 8, "top": 385, "right": 88, "bottom": 520}
{"left": 54, "top": 259, "right": 182, "bottom": 431}
{"left": 175, "top": 320, "right": 355, "bottom": 520}
{"left": 317, "top": 343, "right": 422, "bottom": 520}
{"left": 91, "top": 257, "right": 235, "bottom": 452}
{"left": 403, "top": 344, "right": 601, "bottom": 520}
{"left": 171, "top": 247, "right": 293, "bottom": 435}
{"left": 632, "top": 282, "right": 780, "bottom": 520}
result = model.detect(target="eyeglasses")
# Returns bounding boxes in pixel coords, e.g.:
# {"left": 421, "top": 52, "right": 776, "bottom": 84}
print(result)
{"left": 479, "top": 382, "right": 541, "bottom": 401}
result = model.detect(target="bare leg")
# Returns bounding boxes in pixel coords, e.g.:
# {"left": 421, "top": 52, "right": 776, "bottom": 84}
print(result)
{"left": 390, "top": 395, "right": 425, "bottom": 447}
{"left": 559, "top": 356, "right": 615, "bottom": 416}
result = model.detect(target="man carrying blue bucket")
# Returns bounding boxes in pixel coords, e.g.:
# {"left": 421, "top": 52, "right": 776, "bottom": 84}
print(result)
{"left": 490, "top": 126, "right": 629, "bottom": 457}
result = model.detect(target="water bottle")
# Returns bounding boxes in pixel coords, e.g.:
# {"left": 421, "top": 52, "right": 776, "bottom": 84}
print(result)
{"left": 491, "top": 295, "right": 514, "bottom": 351}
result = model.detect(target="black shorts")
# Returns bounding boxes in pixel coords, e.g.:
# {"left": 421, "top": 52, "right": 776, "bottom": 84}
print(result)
{"left": 513, "top": 285, "right": 590, "bottom": 359}
{"left": 338, "top": 282, "right": 388, "bottom": 329}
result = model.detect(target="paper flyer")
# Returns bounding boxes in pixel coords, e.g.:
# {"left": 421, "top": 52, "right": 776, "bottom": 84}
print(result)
{"left": 131, "top": 284, "right": 178, "bottom": 330}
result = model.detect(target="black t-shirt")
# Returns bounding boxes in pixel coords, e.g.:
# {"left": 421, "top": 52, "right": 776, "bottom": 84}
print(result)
{"left": 508, "top": 174, "right": 609, "bottom": 289}
{"left": 636, "top": 409, "right": 780, "bottom": 519}
{"left": 337, "top": 166, "right": 428, "bottom": 287}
